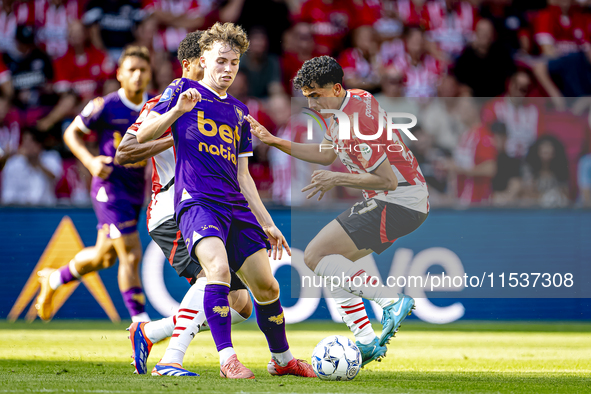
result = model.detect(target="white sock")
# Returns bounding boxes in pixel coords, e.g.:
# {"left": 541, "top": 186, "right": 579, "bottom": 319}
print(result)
{"left": 219, "top": 347, "right": 236, "bottom": 365}
{"left": 271, "top": 349, "right": 293, "bottom": 367}
{"left": 49, "top": 271, "right": 63, "bottom": 290}
{"left": 160, "top": 278, "right": 206, "bottom": 365}
{"left": 131, "top": 312, "right": 150, "bottom": 322}
{"left": 315, "top": 255, "right": 397, "bottom": 309}
{"left": 144, "top": 316, "right": 175, "bottom": 343}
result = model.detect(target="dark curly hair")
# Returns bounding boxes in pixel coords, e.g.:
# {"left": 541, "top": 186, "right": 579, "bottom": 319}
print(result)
{"left": 525, "top": 135, "right": 569, "bottom": 182}
{"left": 293, "top": 56, "right": 344, "bottom": 90}
{"left": 178, "top": 31, "right": 203, "bottom": 63}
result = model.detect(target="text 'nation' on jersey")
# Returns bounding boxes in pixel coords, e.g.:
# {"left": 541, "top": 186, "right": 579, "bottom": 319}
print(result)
{"left": 152, "top": 78, "right": 253, "bottom": 207}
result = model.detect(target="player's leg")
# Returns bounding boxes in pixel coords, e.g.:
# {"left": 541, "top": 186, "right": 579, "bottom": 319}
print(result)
{"left": 176, "top": 202, "right": 255, "bottom": 378}
{"left": 229, "top": 205, "right": 314, "bottom": 378}
{"left": 112, "top": 231, "right": 149, "bottom": 322}
{"left": 306, "top": 200, "right": 427, "bottom": 347}
{"left": 36, "top": 226, "right": 116, "bottom": 320}
{"left": 303, "top": 219, "right": 386, "bottom": 366}
{"left": 235, "top": 249, "right": 314, "bottom": 378}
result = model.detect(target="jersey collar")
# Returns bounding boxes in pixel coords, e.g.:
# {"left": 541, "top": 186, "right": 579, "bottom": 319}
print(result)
{"left": 198, "top": 81, "right": 228, "bottom": 99}
{"left": 339, "top": 90, "right": 351, "bottom": 111}
{"left": 118, "top": 88, "right": 148, "bottom": 112}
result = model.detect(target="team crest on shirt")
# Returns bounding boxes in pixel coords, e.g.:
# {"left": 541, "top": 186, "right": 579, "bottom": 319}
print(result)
{"left": 234, "top": 106, "right": 244, "bottom": 125}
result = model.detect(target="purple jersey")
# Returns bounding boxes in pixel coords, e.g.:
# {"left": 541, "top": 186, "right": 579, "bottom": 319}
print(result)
{"left": 152, "top": 78, "right": 253, "bottom": 207}
{"left": 74, "top": 88, "right": 148, "bottom": 206}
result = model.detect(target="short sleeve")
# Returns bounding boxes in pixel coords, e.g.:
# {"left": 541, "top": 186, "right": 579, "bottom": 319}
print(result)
{"left": 238, "top": 117, "right": 253, "bottom": 157}
{"left": 74, "top": 97, "right": 105, "bottom": 134}
{"left": 151, "top": 79, "right": 186, "bottom": 115}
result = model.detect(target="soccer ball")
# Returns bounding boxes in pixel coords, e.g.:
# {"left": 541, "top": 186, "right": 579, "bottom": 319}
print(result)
{"left": 311, "top": 335, "right": 362, "bottom": 381}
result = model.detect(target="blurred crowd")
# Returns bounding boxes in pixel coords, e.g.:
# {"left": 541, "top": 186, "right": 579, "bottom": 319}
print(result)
{"left": 1, "top": 0, "right": 591, "bottom": 208}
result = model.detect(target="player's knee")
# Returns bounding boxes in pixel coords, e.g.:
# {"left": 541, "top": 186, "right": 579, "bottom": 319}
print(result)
{"left": 303, "top": 244, "right": 322, "bottom": 271}
{"left": 230, "top": 289, "right": 253, "bottom": 319}
{"left": 100, "top": 252, "right": 117, "bottom": 269}
{"left": 205, "top": 260, "right": 231, "bottom": 282}
{"left": 255, "top": 278, "right": 280, "bottom": 303}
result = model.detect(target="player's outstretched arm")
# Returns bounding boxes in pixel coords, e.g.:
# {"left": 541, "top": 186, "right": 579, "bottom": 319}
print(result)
{"left": 246, "top": 114, "right": 337, "bottom": 166}
{"left": 237, "top": 157, "right": 291, "bottom": 260}
{"left": 302, "top": 159, "right": 398, "bottom": 201}
{"left": 136, "top": 88, "right": 201, "bottom": 143}
{"left": 115, "top": 133, "right": 174, "bottom": 165}
{"left": 64, "top": 119, "right": 113, "bottom": 179}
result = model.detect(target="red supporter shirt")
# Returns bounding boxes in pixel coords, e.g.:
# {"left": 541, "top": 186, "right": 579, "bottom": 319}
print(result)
{"left": 422, "top": 0, "right": 478, "bottom": 57}
{"left": 454, "top": 126, "right": 497, "bottom": 205}
{"left": 297, "top": 0, "right": 372, "bottom": 56}
{"left": 142, "top": 0, "right": 210, "bottom": 53}
{"left": 53, "top": 45, "right": 115, "bottom": 99}
{"left": 0, "top": 0, "right": 35, "bottom": 54}
{"left": 481, "top": 97, "right": 542, "bottom": 159}
{"left": 35, "top": 0, "right": 82, "bottom": 58}
{"left": 534, "top": 4, "right": 589, "bottom": 56}
{"left": 392, "top": 52, "right": 443, "bottom": 97}
{"left": 338, "top": 47, "right": 380, "bottom": 85}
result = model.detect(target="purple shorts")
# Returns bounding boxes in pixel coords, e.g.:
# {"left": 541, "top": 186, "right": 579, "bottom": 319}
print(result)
{"left": 176, "top": 198, "right": 270, "bottom": 271}
{"left": 91, "top": 178, "right": 142, "bottom": 238}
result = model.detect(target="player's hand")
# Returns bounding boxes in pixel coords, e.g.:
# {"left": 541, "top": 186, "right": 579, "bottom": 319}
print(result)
{"left": 87, "top": 156, "right": 113, "bottom": 179}
{"left": 246, "top": 115, "right": 277, "bottom": 146}
{"left": 263, "top": 224, "right": 291, "bottom": 260}
{"left": 302, "top": 170, "right": 337, "bottom": 201}
{"left": 174, "top": 88, "right": 201, "bottom": 114}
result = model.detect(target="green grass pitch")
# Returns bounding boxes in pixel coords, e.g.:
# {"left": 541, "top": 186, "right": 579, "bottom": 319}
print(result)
{"left": 1, "top": 320, "right": 590, "bottom": 393}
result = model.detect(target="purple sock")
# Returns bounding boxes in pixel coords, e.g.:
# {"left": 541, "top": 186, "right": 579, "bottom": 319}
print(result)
{"left": 58, "top": 266, "right": 76, "bottom": 284}
{"left": 255, "top": 299, "right": 289, "bottom": 353}
{"left": 121, "top": 287, "right": 146, "bottom": 317}
{"left": 204, "top": 284, "right": 233, "bottom": 351}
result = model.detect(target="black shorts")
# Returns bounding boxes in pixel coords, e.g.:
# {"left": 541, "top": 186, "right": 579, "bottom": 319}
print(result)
{"left": 149, "top": 218, "right": 247, "bottom": 291}
{"left": 336, "top": 199, "right": 428, "bottom": 254}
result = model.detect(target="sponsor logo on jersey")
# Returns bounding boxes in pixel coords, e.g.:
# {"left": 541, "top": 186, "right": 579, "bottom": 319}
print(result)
{"left": 196, "top": 111, "right": 240, "bottom": 165}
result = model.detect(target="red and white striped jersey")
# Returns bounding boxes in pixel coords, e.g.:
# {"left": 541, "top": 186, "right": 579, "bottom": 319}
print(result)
{"left": 423, "top": 0, "right": 478, "bottom": 57}
{"left": 34, "top": 0, "right": 82, "bottom": 58}
{"left": 126, "top": 94, "right": 176, "bottom": 232}
{"left": 392, "top": 52, "right": 443, "bottom": 98}
{"left": 323, "top": 89, "right": 429, "bottom": 213}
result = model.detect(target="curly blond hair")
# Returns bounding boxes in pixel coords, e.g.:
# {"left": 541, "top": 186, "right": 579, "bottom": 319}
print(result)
{"left": 199, "top": 22, "right": 249, "bottom": 56}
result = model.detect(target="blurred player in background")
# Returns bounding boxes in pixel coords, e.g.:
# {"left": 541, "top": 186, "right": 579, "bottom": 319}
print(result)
{"left": 135, "top": 22, "right": 314, "bottom": 380}
{"left": 36, "top": 46, "right": 152, "bottom": 323}
{"left": 248, "top": 55, "right": 429, "bottom": 367}
{"left": 115, "top": 31, "right": 253, "bottom": 377}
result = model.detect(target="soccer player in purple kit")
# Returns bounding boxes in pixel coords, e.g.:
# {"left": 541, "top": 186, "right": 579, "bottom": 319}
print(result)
{"left": 135, "top": 22, "right": 315, "bottom": 379}
{"left": 35, "top": 46, "right": 152, "bottom": 323}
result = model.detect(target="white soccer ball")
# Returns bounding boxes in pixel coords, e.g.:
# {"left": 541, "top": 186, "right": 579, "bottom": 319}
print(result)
{"left": 311, "top": 335, "right": 362, "bottom": 381}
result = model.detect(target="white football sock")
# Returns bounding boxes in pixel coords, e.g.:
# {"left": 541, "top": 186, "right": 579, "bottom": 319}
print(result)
{"left": 131, "top": 312, "right": 150, "bottom": 322}
{"left": 199, "top": 307, "right": 247, "bottom": 332}
{"left": 219, "top": 347, "right": 236, "bottom": 365}
{"left": 144, "top": 316, "right": 175, "bottom": 343}
{"left": 314, "top": 255, "right": 397, "bottom": 309}
{"left": 271, "top": 349, "right": 293, "bottom": 367}
{"left": 160, "top": 278, "right": 206, "bottom": 365}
